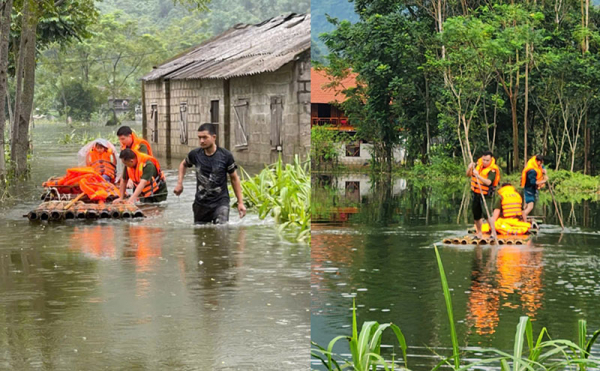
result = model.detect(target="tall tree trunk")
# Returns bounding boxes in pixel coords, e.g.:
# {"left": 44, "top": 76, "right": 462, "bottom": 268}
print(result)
{"left": 424, "top": 73, "right": 430, "bottom": 161}
{"left": 511, "top": 96, "right": 519, "bottom": 170}
{"left": 585, "top": 119, "right": 590, "bottom": 175}
{"left": 524, "top": 44, "right": 529, "bottom": 162}
{"left": 11, "top": 0, "right": 38, "bottom": 177}
{"left": 0, "top": 0, "right": 14, "bottom": 180}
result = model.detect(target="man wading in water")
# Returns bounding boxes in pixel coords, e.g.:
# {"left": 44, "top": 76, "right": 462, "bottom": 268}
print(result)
{"left": 173, "top": 123, "right": 246, "bottom": 224}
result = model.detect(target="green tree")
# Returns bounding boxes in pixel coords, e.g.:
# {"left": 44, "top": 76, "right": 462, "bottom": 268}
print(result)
{"left": 323, "top": 12, "right": 424, "bottom": 172}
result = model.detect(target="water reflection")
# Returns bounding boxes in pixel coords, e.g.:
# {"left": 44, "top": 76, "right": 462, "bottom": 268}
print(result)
{"left": 466, "top": 245, "right": 544, "bottom": 336}
{"left": 312, "top": 173, "right": 600, "bottom": 370}
{"left": 0, "top": 124, "right": 310, "bottom": 370}
{"left": 70, "top": 225, "right": 117, "bottom": 259}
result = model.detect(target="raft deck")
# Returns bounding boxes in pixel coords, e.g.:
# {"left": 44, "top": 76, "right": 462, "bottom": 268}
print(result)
{"left": 25, "top": 201, "right": 144, "bottom": 221}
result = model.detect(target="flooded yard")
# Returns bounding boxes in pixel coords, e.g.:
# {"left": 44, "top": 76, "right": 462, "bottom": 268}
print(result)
{"left": 0, "top": 124, "right": 310, "bottom": 370}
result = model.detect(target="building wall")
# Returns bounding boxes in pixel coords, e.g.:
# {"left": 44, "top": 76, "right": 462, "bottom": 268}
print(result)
{"left": 142, "top": 51, "right": 310, "bottom": 166}
{"left": 338, "top": 142, "right": 406, "bottom": 167}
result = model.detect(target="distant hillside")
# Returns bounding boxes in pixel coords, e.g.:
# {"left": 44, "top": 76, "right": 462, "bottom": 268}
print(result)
{"left": 311, "top": 0, "right": 359, "bottom": 63}
{"left": 97, "top": 0, "right": 310, "bottom": 35}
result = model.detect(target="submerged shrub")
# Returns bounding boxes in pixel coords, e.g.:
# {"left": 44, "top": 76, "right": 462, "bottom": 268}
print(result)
{"left": 236, "top": 155, "right": 310, "bottom": 243}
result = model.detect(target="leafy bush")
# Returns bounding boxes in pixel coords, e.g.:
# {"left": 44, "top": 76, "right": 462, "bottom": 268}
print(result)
{"left": 407, "top": 155, "right": 464, "bottom": 180}
{"left": 311, "top": 125, "right": 350, "bottom": 170}
{"left": 56, "top": 81, "right": 103, "bottom": 121}
{"left": 236, "top": 155, "right": 310, "bottom": 243}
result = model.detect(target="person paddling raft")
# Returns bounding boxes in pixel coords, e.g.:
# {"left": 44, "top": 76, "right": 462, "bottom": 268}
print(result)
{"left": 466, "top": 151, "right": 500, "bottom": 239}
{"left": 521, "top": 154, "right": 548, "bottom": 224}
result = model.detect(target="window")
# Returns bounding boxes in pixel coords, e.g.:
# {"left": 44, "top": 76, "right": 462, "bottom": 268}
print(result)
{"left": 345, "top": 181, "right": 360, "bottom": 203}
{"left": 179, "top": 102, "right": 188, "bottom": 145}
{"left": 317, "top": 103, "right": 331, "bottom": 117}
{"left": 210, "top": 100, "right": 219, "bottom": 123}
{"left": 234, "top": 99, "right": 249, "bottom": 148}
{"left": 150, "top": 104, "right": 158, "bottom": 143}
{"left": 345, "top": 141, "right": 360, "bottom": 157}
{"left": 270, "top": 96, "right": 283, "bottom": 150}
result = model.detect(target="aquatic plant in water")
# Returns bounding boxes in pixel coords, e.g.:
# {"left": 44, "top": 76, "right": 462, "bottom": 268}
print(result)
{"left": 237, "top": 155, "right": 310, "bottom": 243}
{"left": 312, "top": 247, "right": 600, "bottom": 370}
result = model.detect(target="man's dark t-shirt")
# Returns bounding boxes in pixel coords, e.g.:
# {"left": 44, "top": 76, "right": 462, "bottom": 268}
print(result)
{"left": 523, "top": 169, "right": 539, "bottom": 197}
{"left": 184, "top": 147, "right": 237, "bottom": 208}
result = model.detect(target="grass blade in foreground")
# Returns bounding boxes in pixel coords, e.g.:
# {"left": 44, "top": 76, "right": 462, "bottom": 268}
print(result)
{"left": 434, "top": 245, "right": 460, "bottom": 369}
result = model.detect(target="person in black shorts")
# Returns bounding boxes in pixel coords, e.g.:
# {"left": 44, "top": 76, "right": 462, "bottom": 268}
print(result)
{"left": 173, "top": 123, "right": 246, "bottom": 224}
{"left": 466, "top": 151, "right": 500, "bottom": 238}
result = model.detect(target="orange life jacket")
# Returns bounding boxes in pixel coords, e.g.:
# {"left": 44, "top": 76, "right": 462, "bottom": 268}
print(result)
{"left": 42, "top": 167, "right": 119, "bottom": 201}
{"left": 122, "top": 132, "right": 153, "bottom": 156}
{"left": 126, "top": 152, "right": 165, "bottom": 198}
{"left": 498, "top": 185, "right": 523, "bottom": 218}
{"left": 521, "top": 156, "right": 544, "bottom": 188}
{"left": 87, "top": 147, "right": 116, "bottom": 181}
{"left": 471, "top": 157, "right": 500, "bottom": 195}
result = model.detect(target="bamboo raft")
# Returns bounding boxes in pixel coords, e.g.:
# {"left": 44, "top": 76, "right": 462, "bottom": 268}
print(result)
{"left": 25, "top": 201, "right": 144, "bottom": 221}
{"left": 442, "top": 225, "right": 539, "bottom": 246}
{"left": 442, "top": 235, "right": 533, "bottom": 245}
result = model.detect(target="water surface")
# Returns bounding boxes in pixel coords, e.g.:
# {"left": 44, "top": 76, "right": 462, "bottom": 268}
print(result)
{"left": 311, "top": 173, "right": 600, "bottom": 370}
{"left": 1, "top": 123, "right": 310, "bottom": 370}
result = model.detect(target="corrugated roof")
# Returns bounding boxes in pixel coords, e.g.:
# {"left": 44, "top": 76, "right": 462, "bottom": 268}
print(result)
{"left": 142, "top": 13, "right": 310, "bottom": 81}
{"left": 311, "top": 68, "right": 358, "bottom": 104}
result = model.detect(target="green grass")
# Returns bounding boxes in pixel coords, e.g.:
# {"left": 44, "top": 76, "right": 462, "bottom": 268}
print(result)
{"left": 312, "top": 247, "right": 600, "bottom": 370}
{"left": 311, "top": 299, "right": 408, "bottom": 371}
{"left": 236, "top": 155, "right": 310, "bottom": 243}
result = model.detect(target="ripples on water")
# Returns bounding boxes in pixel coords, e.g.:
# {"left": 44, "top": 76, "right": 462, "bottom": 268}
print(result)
{"left": 0, "top": 124, "right": 310, "bottom": 370}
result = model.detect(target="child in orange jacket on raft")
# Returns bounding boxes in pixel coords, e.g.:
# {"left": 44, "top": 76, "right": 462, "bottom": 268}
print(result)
{"left": 78, "top": 139, "right": 118, "bottom": 183}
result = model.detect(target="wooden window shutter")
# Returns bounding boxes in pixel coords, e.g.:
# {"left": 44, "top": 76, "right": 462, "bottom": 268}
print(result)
{"left": 270, "top": 96, "right": 283, "bottom": 149}
{"left": 234, "top": 99, "right": 248, "bottom": 147}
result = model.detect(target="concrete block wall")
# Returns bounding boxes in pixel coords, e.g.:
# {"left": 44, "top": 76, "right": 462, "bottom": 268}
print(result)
{"left": 229, "top": 62, "right": 298, "bottom": 166}
{"left": 143, "top": 80, "right": 166, "bottom": 154}
{"left": 167, "top": 79, "right": 225, "bottom": 159}
{"left": 294, "top": 51, "right": 311, "bottom": 159}
{"left": 143, "top": 56, "right": 310, "bottom": 167}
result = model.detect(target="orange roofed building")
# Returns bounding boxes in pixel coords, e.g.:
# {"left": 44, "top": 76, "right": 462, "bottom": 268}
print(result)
{"left": 311, "top": 68, "right": 405, "bottom": 167}
{"left": 311, "top": 68, "right": 358, "bottom": 132}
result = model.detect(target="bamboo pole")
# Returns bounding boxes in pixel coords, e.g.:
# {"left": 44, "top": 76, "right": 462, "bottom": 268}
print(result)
{"left": 547, "top": 181, "right": 565, "bottom": 230}
{"left": 470, "top": 162, "right": 500, "bottom": 245}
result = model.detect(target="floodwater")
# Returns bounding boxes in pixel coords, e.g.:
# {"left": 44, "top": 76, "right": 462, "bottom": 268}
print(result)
{"left": 0, "top": 123, "right": 310, "bottom": 370}
{"left": 311, "top": 173, "right": 600, "bottom": 370}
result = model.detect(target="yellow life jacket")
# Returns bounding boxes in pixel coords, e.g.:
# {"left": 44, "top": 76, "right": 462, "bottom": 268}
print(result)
{"left": 481, "top": 217, "right": 531, "bottom": 235}
{"left": 498, "top": 185, "right": 523, "bottom": 218}
{"left": 521, "top": 156, "right": 543, "bottom": 188}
